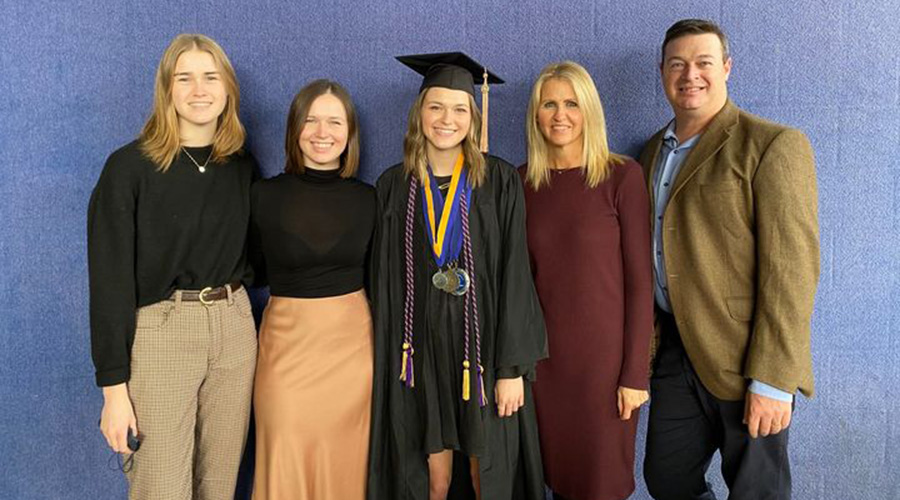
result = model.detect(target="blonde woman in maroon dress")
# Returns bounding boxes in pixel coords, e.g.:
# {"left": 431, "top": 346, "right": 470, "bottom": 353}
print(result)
{"left": 519, "top": 61, "right": 653, "bottom": 500}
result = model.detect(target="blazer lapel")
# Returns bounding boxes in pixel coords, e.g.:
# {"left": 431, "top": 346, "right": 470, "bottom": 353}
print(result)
{"left": 640, "top": 128, "right": 667, "bottom": 214}
{"left": 669, "top": 100, "right": 739, "bottom": 201}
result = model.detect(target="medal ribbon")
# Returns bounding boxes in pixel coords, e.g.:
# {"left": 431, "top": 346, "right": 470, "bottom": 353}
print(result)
{"left": 421, "top": 153, "right": 470, "bottom": 267}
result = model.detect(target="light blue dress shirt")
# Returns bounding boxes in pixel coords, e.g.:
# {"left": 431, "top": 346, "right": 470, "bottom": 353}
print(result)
{"left": 651, "top": 121, "right": 793, "bottom": 403}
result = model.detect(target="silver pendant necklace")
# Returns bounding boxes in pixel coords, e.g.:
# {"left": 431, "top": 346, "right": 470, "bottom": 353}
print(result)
{"left": 182, "top": 147, "right": 211, "bottom": 173}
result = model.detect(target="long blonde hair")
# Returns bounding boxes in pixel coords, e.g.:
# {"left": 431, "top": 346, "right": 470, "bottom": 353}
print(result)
{"left": 525, "top": 61, "right": 624, "bottom": 190}
{"left": 403, "top": 89, "right": 486, "bottom": 188}
{"left": 139, "top": 34, "right": 245, "bottom": 171}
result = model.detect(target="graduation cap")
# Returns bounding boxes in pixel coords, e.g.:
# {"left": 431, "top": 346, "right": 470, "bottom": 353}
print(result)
{"left": 396, "top": 52, "right": 504, "bottom": 153}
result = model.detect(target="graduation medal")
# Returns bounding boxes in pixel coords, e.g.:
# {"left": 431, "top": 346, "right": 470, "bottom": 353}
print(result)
{"left": 422, "top": 154, "right": 472, "bottom": 296}
{"left": 432, "top": 266, "right": 470, "bottom": 296}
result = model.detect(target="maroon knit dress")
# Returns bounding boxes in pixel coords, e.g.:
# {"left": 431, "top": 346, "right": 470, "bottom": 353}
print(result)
{"left": 519, "top": 160, "right": 653, "bottom": 500}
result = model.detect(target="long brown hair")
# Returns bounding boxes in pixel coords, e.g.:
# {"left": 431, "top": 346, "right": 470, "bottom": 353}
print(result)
{"left": 139, "top": 34, "right": 245, "bottom": 171}
{"left": 403, "top": 89, "right": 486, "bottom": 187}
{"left": 284, "top": 79, "right": 360, "bottom": 178}
{"left": 525, "top": 61, "right": 624, "bottom": 190}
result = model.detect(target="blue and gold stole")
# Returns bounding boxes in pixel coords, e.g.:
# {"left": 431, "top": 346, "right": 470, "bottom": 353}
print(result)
{"left": 421, "top": 153, "right": 472, "bottom": 267}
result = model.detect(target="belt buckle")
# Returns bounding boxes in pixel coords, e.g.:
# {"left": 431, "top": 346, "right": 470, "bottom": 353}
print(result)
{"left": 198, "top": 286, "right": 214, "bottom": 305}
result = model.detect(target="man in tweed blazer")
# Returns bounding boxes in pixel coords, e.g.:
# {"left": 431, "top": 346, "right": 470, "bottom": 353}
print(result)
{"left": 640, "top": 19, "right": 820, "bottom": 500}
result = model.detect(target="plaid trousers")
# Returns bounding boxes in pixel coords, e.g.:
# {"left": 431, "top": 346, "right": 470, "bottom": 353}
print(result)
{"left": 126, "top": 285, "right": 257, "bottom": 500}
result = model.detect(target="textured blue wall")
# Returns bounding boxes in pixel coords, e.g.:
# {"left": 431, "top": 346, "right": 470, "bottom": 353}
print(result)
{"left": 1, "top": 1, "right": 897, "bottom": 499}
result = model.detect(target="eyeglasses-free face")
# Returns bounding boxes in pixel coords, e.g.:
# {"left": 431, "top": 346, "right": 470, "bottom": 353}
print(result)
{"left": 171, "top": 49, "right": 227, "bottom": 140}
{"left": 661, "top": 33, "right": 732, "bottom": 121}
{"left": 299, "top": 93, "right": 349, "bottom": 171}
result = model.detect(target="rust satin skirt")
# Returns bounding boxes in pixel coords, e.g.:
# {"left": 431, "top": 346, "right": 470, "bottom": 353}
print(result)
{"left": 252, "top": 290, "right": 373, "bottom": 500}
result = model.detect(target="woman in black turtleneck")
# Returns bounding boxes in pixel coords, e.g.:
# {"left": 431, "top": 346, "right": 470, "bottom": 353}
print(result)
{"left": 249, "top": 79, "right": 375, "bottom": 500}
{"left": 88, "top": 34, "right": 258, "bottom": 499}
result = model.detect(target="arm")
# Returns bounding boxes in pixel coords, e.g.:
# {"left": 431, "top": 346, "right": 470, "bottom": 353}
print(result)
{"left": 744, "top": 128, "right": 819, "bottom": 437}
{"left": 745, "top": 128, "right": 819, "bottom": 395}
{"left": 493, "top": 160, "right": 548, "bottom": 371}
{"left": 491, "top": 160, "right": 548, "bottom": 417}
{"left": 88, "top": 154, "right": 138, "bottom": 387}
{"left": 614, "top": 162, "right": 654, "bottom": 419}
{"left": 87, "top": 153, "right": 139, "bottom": 451}
{"left": 615, "top": 161, "right": 654, "bottom": 391}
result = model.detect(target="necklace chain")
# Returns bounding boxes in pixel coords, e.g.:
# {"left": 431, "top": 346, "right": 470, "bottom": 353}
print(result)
{"left": 182, "top": 147, "right": 211, "bottom": 173}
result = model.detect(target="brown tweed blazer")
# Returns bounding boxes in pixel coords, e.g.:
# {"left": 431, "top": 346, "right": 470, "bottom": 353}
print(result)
{"left": 639, "top": 100, "right": 819, "bottom": 401}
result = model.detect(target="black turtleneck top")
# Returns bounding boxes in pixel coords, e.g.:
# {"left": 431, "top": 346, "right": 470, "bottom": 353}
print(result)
{"left": 249, "top": 168, "right": 376, "bottom": 298}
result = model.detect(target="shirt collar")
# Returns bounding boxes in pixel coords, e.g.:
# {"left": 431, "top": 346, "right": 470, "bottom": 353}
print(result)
{"left": 663, "top": 119, "right": 701, "bottom": 150}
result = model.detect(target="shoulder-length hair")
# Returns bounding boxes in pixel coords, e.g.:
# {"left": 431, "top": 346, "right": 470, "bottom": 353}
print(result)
{"left": 139, "top": 34, "right": 245, "bottom": 171}
{"left": 525, "top": 61, "right": 625, "bottom": 190}
{"left": 284, "top": 79, "right": 360, "bottom": 178}
{"left": 403, "top": 89, "right": 486, "bottom": 188}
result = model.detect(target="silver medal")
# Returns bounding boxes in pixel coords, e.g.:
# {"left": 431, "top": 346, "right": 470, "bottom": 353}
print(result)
{"left": 432, "top": 270, "right": 448, "bottom": 290}
{"left": 451, "top": 268, "right": 470, "bottom": 296}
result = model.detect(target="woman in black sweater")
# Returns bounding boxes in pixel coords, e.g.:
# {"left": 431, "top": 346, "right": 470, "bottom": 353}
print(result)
{"left": 88, "top": 34, "right": 258, "bottom": 500}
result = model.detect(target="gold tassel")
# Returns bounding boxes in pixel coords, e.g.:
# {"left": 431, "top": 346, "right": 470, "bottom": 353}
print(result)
{"left": 462, "top": 360, "right": 471, "bottom": 401}
{"left": 400, "top": 342, "right": 409, "bottom": 382}
{"left": 480, "top": 68, "right": 489, "bottom": 154}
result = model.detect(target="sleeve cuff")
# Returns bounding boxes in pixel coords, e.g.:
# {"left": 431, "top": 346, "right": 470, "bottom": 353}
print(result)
{"left": 497, "top": 364, "right": 536, "bottom": 381}
{"left": 96, "top": 367, "right": 130, "bottom": 387}
{"left": 748, "top": 380, "right": 794, "bottom": 403}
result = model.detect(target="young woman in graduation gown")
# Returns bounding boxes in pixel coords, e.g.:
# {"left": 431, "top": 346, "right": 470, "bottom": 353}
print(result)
{"left": 519, "top": 61, "right": 653, "bottom": 500}
{"left": 367, "top": 53, "right": 548, "bottom": 500}
{"left": 89, "top": 34, "right": 258, "bottom": 499}
{"left": 250, "top": 80, "right": 375, "bottom": 500}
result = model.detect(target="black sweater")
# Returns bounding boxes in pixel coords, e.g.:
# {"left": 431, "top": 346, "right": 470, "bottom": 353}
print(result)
{"left": 87, "top": 141, "right": 257, "bottom": 387}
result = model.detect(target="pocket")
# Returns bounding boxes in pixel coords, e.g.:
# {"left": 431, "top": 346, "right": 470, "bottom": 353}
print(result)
{"left": 700, "top": 180, "right": 750, "bottom": 240}
{"left": 232, "top": 288, "right": 254, "bottom": 318}
{"left": 725, "top": 296, "right": 754, "bottom": 322}
{"left": 134, "top": 301, "right": 174, "bottom": 332}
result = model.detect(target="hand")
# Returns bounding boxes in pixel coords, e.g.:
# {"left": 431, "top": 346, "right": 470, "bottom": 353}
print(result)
{"left": 494, "top": 377, "right": 524, "bottom": 418}
{"left": 100, "top": 383, "right": 138, "bottom": 454}
{"left": 617, "top": 386, "right": 649, "bottom": 420}
{"left": 744, "top": 391, "right": 792, "bottom": 438}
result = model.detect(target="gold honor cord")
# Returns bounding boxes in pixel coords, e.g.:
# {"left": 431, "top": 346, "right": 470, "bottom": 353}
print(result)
{"left": 423, "top": 153, "right": 466, "bottom": 260}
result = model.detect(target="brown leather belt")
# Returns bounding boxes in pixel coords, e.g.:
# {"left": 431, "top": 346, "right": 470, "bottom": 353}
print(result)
{"left": 175, "top": 282, "right": 243, "bottom": 304}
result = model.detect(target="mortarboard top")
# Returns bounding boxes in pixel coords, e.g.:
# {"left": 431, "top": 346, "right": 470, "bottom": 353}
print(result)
{"left": 396, "top": 52, "right": 504, "bottom": 97}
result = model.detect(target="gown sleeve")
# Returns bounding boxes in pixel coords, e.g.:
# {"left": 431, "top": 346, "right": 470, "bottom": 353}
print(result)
{"left": 366, "top": 169, "right": 398, "bottom": 500}
{"left": 491, "top": 158, "right": 548, "bottom": 376}
{"left": 87, "top": 152, "right": 139, "bottom": 387}
{"left": 615, "top": 160, "right": 654, "bottom": 390}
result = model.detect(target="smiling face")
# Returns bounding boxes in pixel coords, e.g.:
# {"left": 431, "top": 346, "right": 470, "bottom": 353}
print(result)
{"left": 299, "top": 92, "right": 349, "bottom": 170}
{"left": 420, "top": 86, "right": 472, "bottom": 155}
{"left": 661, "top": 33, "right": 732, "bottom": 122}
{"left": 171, "top": 49, "right": 227, "bottom": 139}
{"left": 536, "top": 78, "right": 584, "bottom": 154}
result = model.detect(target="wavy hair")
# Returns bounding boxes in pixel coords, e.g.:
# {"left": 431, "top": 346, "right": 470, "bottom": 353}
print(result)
{"left": 403, "top": 89, "right": 486, "bottom": 188}
{"left": 525, "top": 61, "right": 625, "bottom": 190}
{"left": 139, "top": 34, "right": 245, "bottom": 171}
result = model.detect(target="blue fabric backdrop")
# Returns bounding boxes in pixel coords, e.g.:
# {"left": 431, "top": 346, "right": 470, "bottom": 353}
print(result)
{"left": 1, "top": 1, "right": 897, "bottom": 499}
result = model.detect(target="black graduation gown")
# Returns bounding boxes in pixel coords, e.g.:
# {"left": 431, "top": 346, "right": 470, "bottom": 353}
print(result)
{"left": 367, "top": 156, "right": 548, "bottom": 500}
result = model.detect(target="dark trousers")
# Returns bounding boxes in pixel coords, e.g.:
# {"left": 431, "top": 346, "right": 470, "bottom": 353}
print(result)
{"left": 643, "top": 313, "right": 791, "bottom": 500}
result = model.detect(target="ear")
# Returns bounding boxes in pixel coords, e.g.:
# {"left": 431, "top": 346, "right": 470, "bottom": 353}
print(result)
{"left": 723, "top": 57, "right": 733, "bottom": 81}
